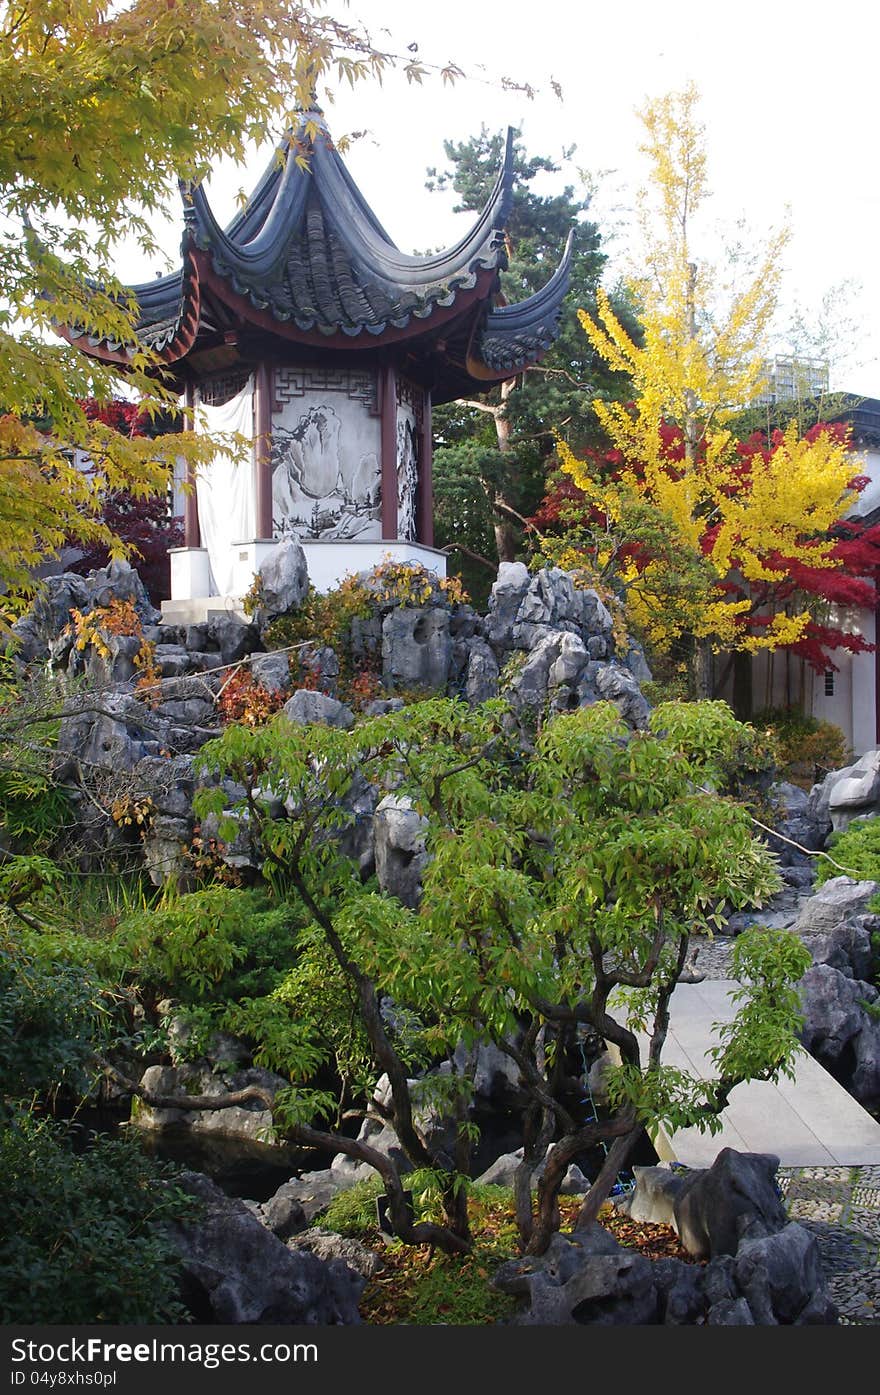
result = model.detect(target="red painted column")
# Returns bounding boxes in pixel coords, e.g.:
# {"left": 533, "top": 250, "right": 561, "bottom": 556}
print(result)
{"left": 183, "top": 380, "right": 201, "bottom": 548}
{"left": 380, "top": 362, "right": 398, "bottom": 540}
{"left": 416, "top": 388, "right": 433, "bottom": 547}
{"left": 254, "top": 361, "right": 274, "bottom": 539}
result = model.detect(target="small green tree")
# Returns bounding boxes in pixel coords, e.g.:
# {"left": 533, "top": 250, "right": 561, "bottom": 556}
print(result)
{"left": 193, "top": 696, "right": 810, "bottom": 1256}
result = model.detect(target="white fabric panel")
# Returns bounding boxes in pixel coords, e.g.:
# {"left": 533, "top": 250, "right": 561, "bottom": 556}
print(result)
{"left": 195, "top": 379, "right": 255, "bottom": 595}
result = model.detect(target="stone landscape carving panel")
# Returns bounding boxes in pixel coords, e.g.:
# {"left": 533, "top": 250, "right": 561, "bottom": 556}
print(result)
{"left": 271, "top": 368, "right": 381, "bottom": 542}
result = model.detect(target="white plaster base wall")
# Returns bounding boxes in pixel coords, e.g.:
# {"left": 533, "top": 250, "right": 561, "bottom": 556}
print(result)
{"left": 229, "top": 539, "right": 277, "bottom": 599}
{"left": 163, "top": 538, "right": 449, "bottom": 623}
{"left": 300, "top": 540, "right": 446, "bottom": 593}
{"left": 169, "top": 547, "right": 211, "bottom": 602}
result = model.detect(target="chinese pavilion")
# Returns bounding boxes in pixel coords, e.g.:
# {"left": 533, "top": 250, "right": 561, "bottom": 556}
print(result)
{"left": 60, "top": 109, "right": 572, "bottom": 618}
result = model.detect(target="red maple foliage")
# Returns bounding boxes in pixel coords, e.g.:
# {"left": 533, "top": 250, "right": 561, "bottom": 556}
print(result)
{"left": 68, "top": 398, "right": 183, "bottom": 603}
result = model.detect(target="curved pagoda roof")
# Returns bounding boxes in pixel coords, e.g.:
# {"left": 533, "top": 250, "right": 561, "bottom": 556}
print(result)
{"left": 62, "top": 110, "right": 572, "bottom": 403}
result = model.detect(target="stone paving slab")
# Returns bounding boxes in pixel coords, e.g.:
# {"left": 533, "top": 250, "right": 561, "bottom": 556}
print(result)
{"left": 648, "top": 980, "right": 880, "bottom": 1168}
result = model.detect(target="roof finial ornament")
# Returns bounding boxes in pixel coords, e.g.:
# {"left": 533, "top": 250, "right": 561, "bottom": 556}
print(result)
{"left": 294, "top": 61, "right": 324, "bottom": 119}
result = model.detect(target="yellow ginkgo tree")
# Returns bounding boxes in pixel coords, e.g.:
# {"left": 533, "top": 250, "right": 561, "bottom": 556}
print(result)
{"left": 555, "top": 84, "right": 862, "bottom": 694}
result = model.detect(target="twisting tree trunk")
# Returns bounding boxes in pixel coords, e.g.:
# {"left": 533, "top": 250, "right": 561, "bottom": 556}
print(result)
{"left": 461, "top": 379, "right": 519, "bottom": 564}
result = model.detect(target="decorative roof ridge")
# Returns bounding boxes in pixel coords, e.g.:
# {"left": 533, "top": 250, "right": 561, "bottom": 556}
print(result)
{"left": 181, "top": 144, "right": 310, "bottom": 284}
{"left": 311, "top": 124, "right": 515, "bottom": 286}
{"left": 484, "top": 228, "right": 574, "bottom": 332}
{"left": 176, "top": 120, "right": 515, "bottom": 298}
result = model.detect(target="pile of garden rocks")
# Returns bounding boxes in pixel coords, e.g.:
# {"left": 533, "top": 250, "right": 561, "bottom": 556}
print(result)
{"left": 17, "top": 545, "right": 650, "bottom": 889}
{"left": 493, "top": 1149, "right": 837, "bottom": 1325}
{"left": 793, "top": 876, "right": 880, "bottom": 1112}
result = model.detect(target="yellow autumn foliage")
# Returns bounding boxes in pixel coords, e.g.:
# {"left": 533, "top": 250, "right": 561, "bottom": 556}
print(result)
{"left": 0, "top": 1, "right": 420, "bottom": 607}
{"left": 562, "top": 85, "right": 858, "bottom": 659}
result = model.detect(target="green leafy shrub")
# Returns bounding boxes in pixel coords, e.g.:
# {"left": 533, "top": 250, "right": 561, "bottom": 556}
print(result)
{"left": 753, "top": 708, "right": 849, "bottom": 790}
{"left": 0, "top": 931, "right": 106, "bottom": 1103}
{"left": 113, "top": 886, "right": 302, "bottom": 1004}
{"left": 216, "top": 924, "right": 383, "bottom": 1092}
{"left": 817, "top": 817, "right": 880, "bottom": 887}
{"left": 649, "top": 699, "right": 777, "bottom": 816}
{"left": 0, "top": 1117, "right": 194, "bottom": 1323}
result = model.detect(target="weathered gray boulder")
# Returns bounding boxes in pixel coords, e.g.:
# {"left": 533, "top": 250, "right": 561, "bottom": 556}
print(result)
{"left": 382, "top": 605, "right": 451, "bottom": 692}
{"left": 513, "top": 567, "right": 584, "bottom": 636}
{"left": 464, "top": 639, "right": 500, "bottom": 705}
{"left": 707, "top": 1297, "right": 756, "bottom": 1325}
{"left": 56, "top": 691, "right": 168, "bottom": 777}
{"left": 130, "top": 754, "right": 197, "bottom": 884}
{"left": 15, "top": 561, "right": 161, "bottom": 666}
{"left": 548, "top": 631, "right": 589, "bottom": 690}
{"left": 495, "top": 1231, "right": 659, "bottom": 1326}
{"left": 809, "top": 750, "right": 880, "bottom": 833}
{"left": 616, "top": 1164, "right": 687, "bottom": 1228}
{"left": 12, "top": 575, "right": 91, "bottom": 662}
{"left": 132, "top": 1063, "right": 285, "bottom": 1144}
{"left": 83, "top": 632, "right": 144, "bottom": 685}
{"left": 288, "top": 1227, "right": 383, "bottom": 1279}
{"left": 155, "top": 675, "right": 217, "bottom": 727}
{"left": 764, "top": 781, "right": 826, "bottom": 868}
{"left": 652, "top": 1258, "right": 704, "bottom": 1325}
{"left": 254, "top": 537, "right": 309, "bottom": 622}
{"left": 793, "top": 875, "right": 880, "bottom": 935}
{"left": 333, "top": 770, "right": 380, "bottom": 876}
{"left": 452, "top": 1039, "right": 522, "bottom": 1104}
{"left": 273, "top": 1169, "right": 348, "bottom": 1223}
{"left": 623, "top": 639, "right": 652, "bottom": 684}
{"left": 248, "top": 650, "right": 293, "bottom": 696}
{"left": 166, "top": 1172, "right": 362, "bottom": 1323}
{"left": 474, "top": 1147, "right": 590, "bottom": 1195}
{"left": 257, "top": 1183, "right": 308, "bottom": 1241}
{"left": 485, "top": 562, "right": 531, "bottom": 652}
{"left": 799, "top": 963, "right": 880, "bottom": 1109}
{"left": 593, "top": 661, "right": 651, "bottom": 729}
{"left": 153, "top": 643, "right": 193, "bottom": 679}
{"left": 810, "top": 920, "right": 875, "bottom": 981}
{"left": 672, "top": 1149, "right": 787, "bottom": 1260}
{"left": 734, "top": 1222, "right": 837, "bottom": 1324}
{"left": 505, "top": 632, "right": 566, "bottom": 716}
{"left": 282, "top": 689, "right": 355, "bottom": 730}
{"left": 208, "top": 615, "right": 260, "bottom": 666}
{"left": 373, "top": 794, "right": 428, "bottom": 909}
{"left": 298, "top": 643, "right": 340, "bottom": 696}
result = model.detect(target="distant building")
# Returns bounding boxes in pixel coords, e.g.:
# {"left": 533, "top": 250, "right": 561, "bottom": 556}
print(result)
{"left": 757, "top": 356, "right": 830, "bottom": 407}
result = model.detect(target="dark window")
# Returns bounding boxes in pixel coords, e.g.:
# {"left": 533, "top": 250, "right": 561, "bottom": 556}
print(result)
{"left": 824, "top": 670, "right": 835, "bottom": 697}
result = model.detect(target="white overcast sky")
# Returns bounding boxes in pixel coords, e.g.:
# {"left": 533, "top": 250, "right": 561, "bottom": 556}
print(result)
{"left": 121, "top": 0, "right": 880, "bottom": 395}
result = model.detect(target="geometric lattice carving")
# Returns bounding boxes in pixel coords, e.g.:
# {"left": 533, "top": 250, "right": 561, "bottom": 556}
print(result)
{"left": 198, "top": 371, "right": 252, "bottom": 406}
{"left": 273, "top": 366, "right": 378, "bottom": 415}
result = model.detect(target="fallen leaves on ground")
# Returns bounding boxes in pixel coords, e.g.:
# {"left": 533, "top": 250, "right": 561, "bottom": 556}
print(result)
{"left": 358, "top": 1192, "right": 696, "bottom": 1324}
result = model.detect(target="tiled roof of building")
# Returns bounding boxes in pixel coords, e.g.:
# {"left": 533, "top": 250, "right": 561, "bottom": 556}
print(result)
{"left": 60, "top": 110, "right": 571, "bottom": 397}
